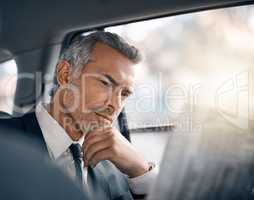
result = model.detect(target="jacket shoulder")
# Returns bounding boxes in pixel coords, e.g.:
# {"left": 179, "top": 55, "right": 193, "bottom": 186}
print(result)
{"left": 0, "top": 111, "right": 36, "bottom": 141}
{"left": 0, "top": 111, "right": 24, "bottom": 130}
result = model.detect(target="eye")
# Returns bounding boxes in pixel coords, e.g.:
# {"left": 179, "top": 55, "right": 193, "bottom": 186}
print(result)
{"left": 121, "top": 90, "right": 131, "bottom": 98}
{"left": 100, "top": 79, "right": 111, "bottom": 87}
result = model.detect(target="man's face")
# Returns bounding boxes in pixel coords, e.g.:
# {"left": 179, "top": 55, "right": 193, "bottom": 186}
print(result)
{"left": 61, "top": 42, "right": 136, "bottom": 135}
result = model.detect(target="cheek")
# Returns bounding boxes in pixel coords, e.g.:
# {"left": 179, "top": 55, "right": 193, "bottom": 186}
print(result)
{"left": 80, "top": 81, "right": 111, "bottom": 110}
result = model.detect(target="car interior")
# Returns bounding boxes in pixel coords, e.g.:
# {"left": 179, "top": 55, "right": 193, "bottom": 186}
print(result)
{"left": 1, "top": 0, "right": 254, "bottom": 199}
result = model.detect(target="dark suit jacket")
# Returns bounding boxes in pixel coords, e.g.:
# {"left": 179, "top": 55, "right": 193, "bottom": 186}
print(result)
{"left": 0, "top": 111, "right": 134, "bottom": 200}
{"left": 0, "top": 136, "right": 89, "bottom": 200}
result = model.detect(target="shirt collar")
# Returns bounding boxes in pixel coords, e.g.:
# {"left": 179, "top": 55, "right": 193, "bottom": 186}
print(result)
{"left": 35, "top": 102, "right": 77, "bottom": 159}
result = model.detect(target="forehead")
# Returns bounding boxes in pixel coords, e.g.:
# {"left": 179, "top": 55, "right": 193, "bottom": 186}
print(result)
{"left": 81, "top": 42, "right": 136, "bottom": 85}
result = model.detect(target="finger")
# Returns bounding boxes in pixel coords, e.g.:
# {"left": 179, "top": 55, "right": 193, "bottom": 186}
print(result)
{"left": 85, "top": 136, "right": 114, "bottom": 165}
{"left": 85, "top": 126, "right": 112, "bottom": 141}
{"left": 83, "top": 127, "right": 112, "bottom": 147}
{"left": 83, "top": 130, "right": 112, "bottom": 153}
{"left": 89, "top": 148, "right": 113, "bottom": 168}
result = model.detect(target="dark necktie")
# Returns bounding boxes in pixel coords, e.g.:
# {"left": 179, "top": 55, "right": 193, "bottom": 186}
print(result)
{"left": 69, "top": 143, "right": 83, "bottom": 185}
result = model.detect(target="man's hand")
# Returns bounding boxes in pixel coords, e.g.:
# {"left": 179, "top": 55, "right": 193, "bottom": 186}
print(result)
{"left": 82, "top": 127, "right": 150, "bottom": 178}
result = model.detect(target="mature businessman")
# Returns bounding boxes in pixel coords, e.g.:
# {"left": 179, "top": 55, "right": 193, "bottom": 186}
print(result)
{"left": 4, "top": 31, "right": 157, "bottom": 199}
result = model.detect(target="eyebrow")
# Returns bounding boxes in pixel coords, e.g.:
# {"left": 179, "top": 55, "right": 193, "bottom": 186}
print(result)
{"left": 102, "top": 74, "right": 119, "bottom": 86}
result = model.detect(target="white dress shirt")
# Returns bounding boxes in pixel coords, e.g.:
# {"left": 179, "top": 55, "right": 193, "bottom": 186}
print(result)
{"left": 35, "top": 102, "right": 158, "bottom": 195}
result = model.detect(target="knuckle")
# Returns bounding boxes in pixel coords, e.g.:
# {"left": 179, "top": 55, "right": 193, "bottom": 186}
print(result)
{"left": 109, "top": 129, "right": 114, "bottom": 134}
{"left": 106, "top": 130, "right": 113, "bottom": 137}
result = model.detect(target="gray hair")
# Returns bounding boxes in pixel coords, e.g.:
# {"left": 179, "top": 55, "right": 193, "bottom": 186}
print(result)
{"left": 50, "top": 31, "right": 142, "bottom": 96}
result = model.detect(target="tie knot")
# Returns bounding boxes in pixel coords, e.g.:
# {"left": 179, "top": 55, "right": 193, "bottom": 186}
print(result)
{"left": 69, "top": 143, "right": 82, "bottom": 160}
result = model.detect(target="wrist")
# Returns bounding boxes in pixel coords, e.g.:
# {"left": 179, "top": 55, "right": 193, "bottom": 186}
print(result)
{"left": 128, "top": 161, "right": 152, "bottom": 178}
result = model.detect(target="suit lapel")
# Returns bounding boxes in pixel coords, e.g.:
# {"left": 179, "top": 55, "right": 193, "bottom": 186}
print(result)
{"left": 87, "top": 165, "right": 111, "bottom": 200}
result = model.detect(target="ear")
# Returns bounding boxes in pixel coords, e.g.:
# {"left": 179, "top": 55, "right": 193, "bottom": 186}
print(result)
{"left": 56, "top": 60, "right": 71, "bottom": 86}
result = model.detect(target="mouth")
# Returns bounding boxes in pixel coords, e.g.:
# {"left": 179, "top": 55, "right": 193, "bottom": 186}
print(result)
{"left": 95, "top": 112, "right": 113, "bottom": 124}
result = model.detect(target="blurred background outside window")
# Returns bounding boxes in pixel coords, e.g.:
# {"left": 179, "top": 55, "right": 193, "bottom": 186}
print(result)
{"left": 107, "top": 5, "right": 254, "bottom": 163}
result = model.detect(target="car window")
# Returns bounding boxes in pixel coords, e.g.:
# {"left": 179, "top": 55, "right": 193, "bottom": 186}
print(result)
{"left": 106, "top": 5, "right": 254, "bottom": 163}
{"left": 0, "top": 60, "right": 17, "bottom": 114}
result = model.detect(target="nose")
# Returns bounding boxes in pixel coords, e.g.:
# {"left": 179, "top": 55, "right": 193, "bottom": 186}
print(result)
{"left": 105, "top": 89, "right": 122, "bottom": 116}
{"left": 104, "top": 105, "right": 115, "bottom": 116}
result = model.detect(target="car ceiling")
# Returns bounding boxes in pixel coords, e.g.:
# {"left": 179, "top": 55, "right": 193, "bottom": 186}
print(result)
{"left": 0, "top": 0, "right": 253, "bottom": 111}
